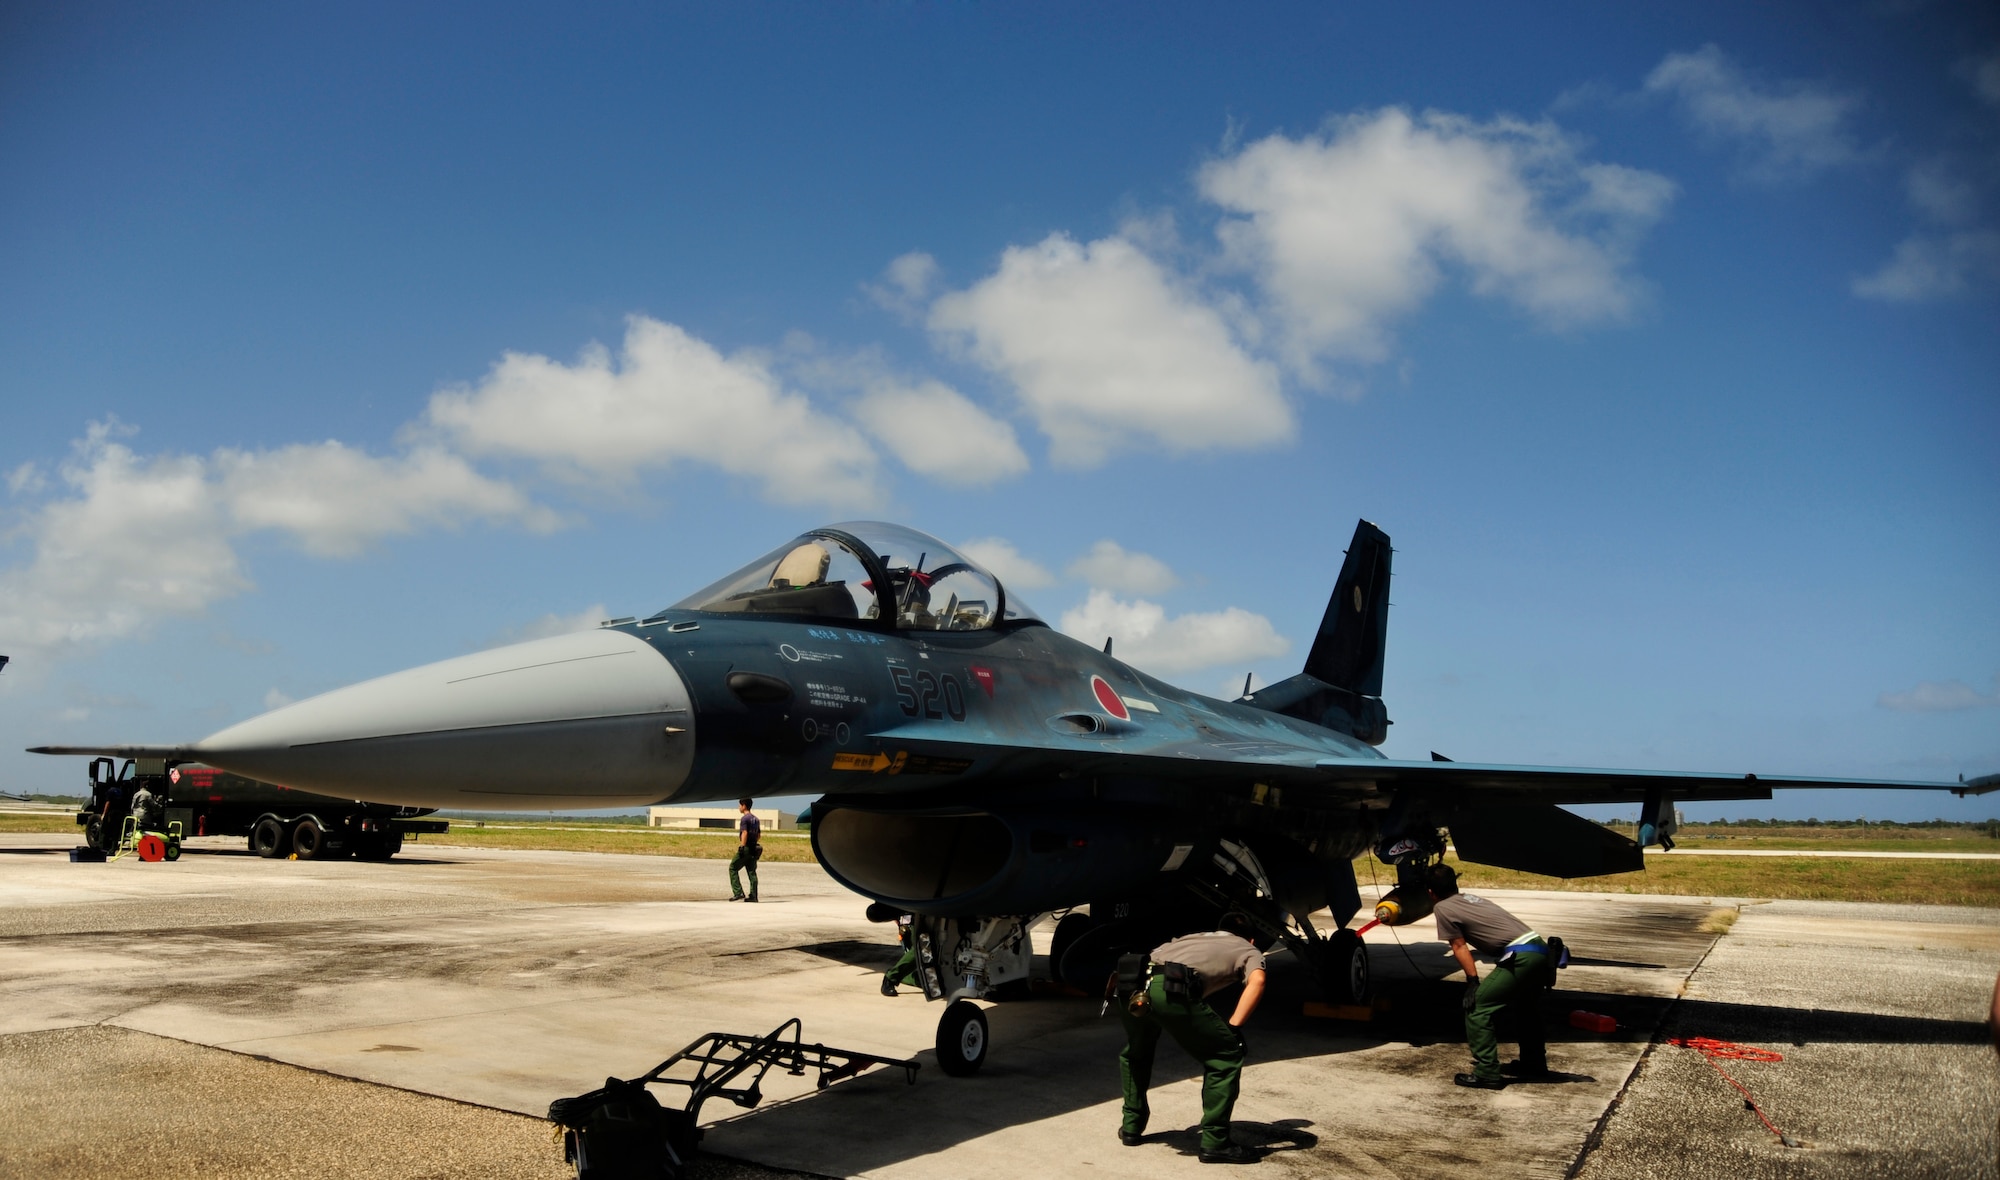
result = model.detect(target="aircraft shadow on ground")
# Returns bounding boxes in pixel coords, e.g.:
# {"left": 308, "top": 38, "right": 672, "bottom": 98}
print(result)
{"left": 741, "top": 939, "right": 901, "bottom": 971}
{"left": 697, "top": 957, "right": 1578, "bottom": 1173}
{"left": 696, "top": 947, "right": 1989, "bottom": 1173}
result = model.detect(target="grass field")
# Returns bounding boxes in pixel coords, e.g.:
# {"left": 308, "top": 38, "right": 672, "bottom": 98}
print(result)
{"left": 420, "top": 824, "right": 821, "bottom": 862}
{"left": 10, "top": 810, "right": 1994, "bottom": 905}
{"left": 0, "top": 813, "right": 82, "bottom": 833}
{"left": 1614, "top": 823, "right": 2000, "bottom": 854}
{"left": 1382, "top": 853, "right": 1999, "bottom": 908}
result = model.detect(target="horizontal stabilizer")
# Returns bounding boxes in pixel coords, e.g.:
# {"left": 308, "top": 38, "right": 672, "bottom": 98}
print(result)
{"left": 1954, "top": 772, "right": 2000, "bottom": 798}
{"left": 28, "top": 744, "right": 196, "bottom": 760}
{"left": 1448, "top": 803, "right": 1643, "bottom": 879}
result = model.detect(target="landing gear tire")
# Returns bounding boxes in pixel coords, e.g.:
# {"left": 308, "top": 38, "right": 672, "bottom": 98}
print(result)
{"left": 86, "top": 818, "right": 108, "bottom": 853}
{"left": 935, "top": 1000, "right": 988, "bottom": 1077}
{"left": 251, "top": 817, "right": 288, "bottom": 859}
{"left": 292, "top": 818, "right": 328, "bottom": 860}
{"left": 1047, "top": 912, "right": 1092, "bottom": 982}
{"left": 1324, "top": 928, "right": 1370, "bottom": 1004}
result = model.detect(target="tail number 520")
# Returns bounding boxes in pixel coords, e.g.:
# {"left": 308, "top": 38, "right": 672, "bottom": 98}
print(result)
{"left": 890, "top": 666, "right": 966, "bottom": 722}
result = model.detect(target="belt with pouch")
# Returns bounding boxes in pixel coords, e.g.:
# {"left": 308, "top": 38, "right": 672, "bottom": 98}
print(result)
{"left": 1154, "top": 959, "right": 1205, "bottom": 1000}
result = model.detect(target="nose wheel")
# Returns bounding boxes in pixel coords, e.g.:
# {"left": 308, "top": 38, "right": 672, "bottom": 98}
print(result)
{"left": 934, "top": 1000, "right": 988, "bottom": 1077}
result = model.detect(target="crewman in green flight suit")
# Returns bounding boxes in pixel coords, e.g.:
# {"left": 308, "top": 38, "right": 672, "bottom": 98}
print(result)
{"left": 1427, "top": 863, "right": 1559, "bottom": 1088}
{"left": 1116, "top": 916, "right": 1267, "bottom": 1165}
{"left": 882, "top": 911, "right": 917, "bottom": 995}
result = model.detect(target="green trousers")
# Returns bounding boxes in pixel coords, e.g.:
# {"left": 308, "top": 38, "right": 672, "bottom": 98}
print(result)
{"left": 728, "top": 847, "right": 759, "bottom": 899}
{"left": 884, "top": 932, "right": 918, "bottom": 988}
{"left": 1118, "top": 975, "right": 1246, "bottom": 1152}
{"left": 1465, "top": 949, "right": 1553, "bottom": 1081}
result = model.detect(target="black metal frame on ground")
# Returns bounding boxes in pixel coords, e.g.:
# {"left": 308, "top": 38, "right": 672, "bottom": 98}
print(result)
{"left": 638, "top": 1018, "right": 921, "bottom": 1122}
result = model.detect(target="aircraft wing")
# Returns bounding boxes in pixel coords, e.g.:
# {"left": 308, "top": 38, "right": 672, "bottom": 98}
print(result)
{"left": 855, "top": 728, "right": 1994, "bottom": 803}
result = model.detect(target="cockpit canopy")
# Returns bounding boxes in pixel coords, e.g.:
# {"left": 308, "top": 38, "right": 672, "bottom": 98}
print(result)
{"left": 670, "top": 522, "right": 1042, "bottom": 632}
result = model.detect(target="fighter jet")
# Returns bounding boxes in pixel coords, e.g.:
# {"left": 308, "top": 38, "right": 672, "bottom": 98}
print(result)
{"left": 33, "top": 520, "right": 1994, "bottom": 1074}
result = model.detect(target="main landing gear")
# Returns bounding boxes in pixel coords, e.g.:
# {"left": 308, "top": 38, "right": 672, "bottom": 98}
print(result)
{"left": 906, "top": 914, "right": 1033, "bottom": 1077}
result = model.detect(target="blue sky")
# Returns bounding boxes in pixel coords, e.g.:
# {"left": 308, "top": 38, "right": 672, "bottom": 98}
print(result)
{"left": 3, "top": 2, "right": 1996, "bottom": 821}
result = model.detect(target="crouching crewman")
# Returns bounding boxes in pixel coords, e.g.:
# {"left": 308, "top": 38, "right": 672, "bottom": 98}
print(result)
{"left": 1427, "top": 863, "right": 1558, "bottom": 1089}
{"left": 1115, "top": 915, "right": 1267, "bottom": 1164}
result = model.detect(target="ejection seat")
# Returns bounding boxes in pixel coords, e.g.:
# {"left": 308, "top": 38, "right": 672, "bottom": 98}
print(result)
{"left": 771, "top": 543, "right": 830, "bottom": 590}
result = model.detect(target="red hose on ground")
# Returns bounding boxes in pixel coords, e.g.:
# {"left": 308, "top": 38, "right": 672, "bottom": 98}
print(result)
{"left": 1667, "top": 1037, "right": 1796, "bottom": 1146}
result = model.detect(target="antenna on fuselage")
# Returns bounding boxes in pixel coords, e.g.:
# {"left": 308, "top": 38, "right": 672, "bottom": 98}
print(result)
{"left": 1102, "top": 637, "right": 1113, "bottom": 655}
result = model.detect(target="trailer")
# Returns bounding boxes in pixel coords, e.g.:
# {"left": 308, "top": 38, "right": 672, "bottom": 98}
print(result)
{"left": 75, "top": 757, "right": 448, "bottom": 861}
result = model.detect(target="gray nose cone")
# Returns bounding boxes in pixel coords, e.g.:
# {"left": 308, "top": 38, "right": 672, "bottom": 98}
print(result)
{"left": 194, "top": 628, "right": 694, "bottom": 810}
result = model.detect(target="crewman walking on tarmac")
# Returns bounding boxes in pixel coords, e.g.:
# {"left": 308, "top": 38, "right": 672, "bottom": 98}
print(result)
{"left": 1117, "top": 916, "right": 1267, "bottom": 1164}
{"left": 881, "top": 911, "right": 917, "bottom": 995}
{"left": 1427, "top": 863, "right": 1557, "bottom": 1089}
{"left": 728, "top": 798, "right": 762, "bottom": 902}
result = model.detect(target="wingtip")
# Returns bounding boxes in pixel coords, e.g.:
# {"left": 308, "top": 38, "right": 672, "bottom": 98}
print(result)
{"left": 1951, "top": 772, "right": 2000, "bottom": 798}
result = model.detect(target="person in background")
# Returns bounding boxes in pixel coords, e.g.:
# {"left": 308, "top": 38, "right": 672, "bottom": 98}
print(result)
{"left": 728, "top": 798, "right": 761, "bottom": 902}
{"left": 1427, "top": 863, "right": 1557, "bottom": 1089}
{"left": 882, "top": 911, "right": 918, "bottom": 995}
{"left": 130, "top": 781, "right": 164, "bottom": 833}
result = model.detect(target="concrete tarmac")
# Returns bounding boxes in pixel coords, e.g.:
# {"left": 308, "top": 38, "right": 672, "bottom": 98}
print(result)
{"left": 0, "top": 833, "right": 1993, "bottom": 1178}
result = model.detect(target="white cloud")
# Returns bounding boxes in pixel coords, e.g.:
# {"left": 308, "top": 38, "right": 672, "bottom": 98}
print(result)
{"left": 1961, "top": 47, "right": 2000, "bottom": 108}
{"left": 956, "top": 538, "right": 1055, "bottom": 591}
{"left": 1060, "top": 589, "right": 1288, "bottom": 677}
{"left": 1199, "top": 109, "right": 1671, "bottom": 377}
{"left": 1852, "top": 229, "right": 2000, "bottom": 301}
{"left": 1067, "top": 539, "right": 1179, "bottom": 596}
{"left": 864, "top": 251, "right": 941, "bottom": 318}
{"left": 0, "top": 421, "right": 553, "bottom": 657}
{"left": 1853, "top": 162, "right": 2000, "bottom": 302}
{"left": 929, "top": 233, "right": 1290, "bottom": 466}
{"left": 1644, "top": 45, "right": 1864, "bottom": 182}
{"left": 1878, "top": 677, "right": 2000, "bottom": 713}
{"left": 425, "top": 315, "right": 883, "bottom": 509}
{"left": 492, "top": 604, "right": 611, "bottom": 647}
{"left": 216, "top": 442, "right": 557, "bottom": 558}
{"left": 7, "top": 462, "right": 45, "bottom": 495}
{"left": 262, "top": 687, "right": 295, "bottom": 710}
{"left": 851, "top": 379, "right": 1030, "bottom": 486}
{"left": 1905, "top": 161, "right": 1980, "bottom": 226}
{"left": 0, "top": 425, "right": 250, "bottom": 653}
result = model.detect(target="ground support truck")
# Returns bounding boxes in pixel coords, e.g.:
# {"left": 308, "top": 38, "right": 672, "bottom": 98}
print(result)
{"left": 77, "top": 757, "right": 448, "bottom": 861}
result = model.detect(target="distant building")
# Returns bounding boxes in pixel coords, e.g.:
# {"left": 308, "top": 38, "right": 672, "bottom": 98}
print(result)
{"left": 647, "top": 805, "right": 798, "bottom": 831}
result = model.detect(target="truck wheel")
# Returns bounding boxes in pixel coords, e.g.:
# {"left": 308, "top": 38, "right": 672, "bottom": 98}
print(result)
{"left": 935, "top": 1000, "right": 988, "bottom": 1077}
{"left": 355, "top": 832, "right": 404, "bottom": 862}
{"left": 252, "top": 817, "right": 287, "bottom": 859}
{"left": 292, "top": 818, "right": 327, "bottom": 860}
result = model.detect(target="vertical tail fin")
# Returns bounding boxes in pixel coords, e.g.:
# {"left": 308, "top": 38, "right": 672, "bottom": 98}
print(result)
{"left": 1242, "top": 520, "right": 1392, "bottom": 745}
{"left": 1305, "top": 520, "right": 1391, "bottom": 696}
